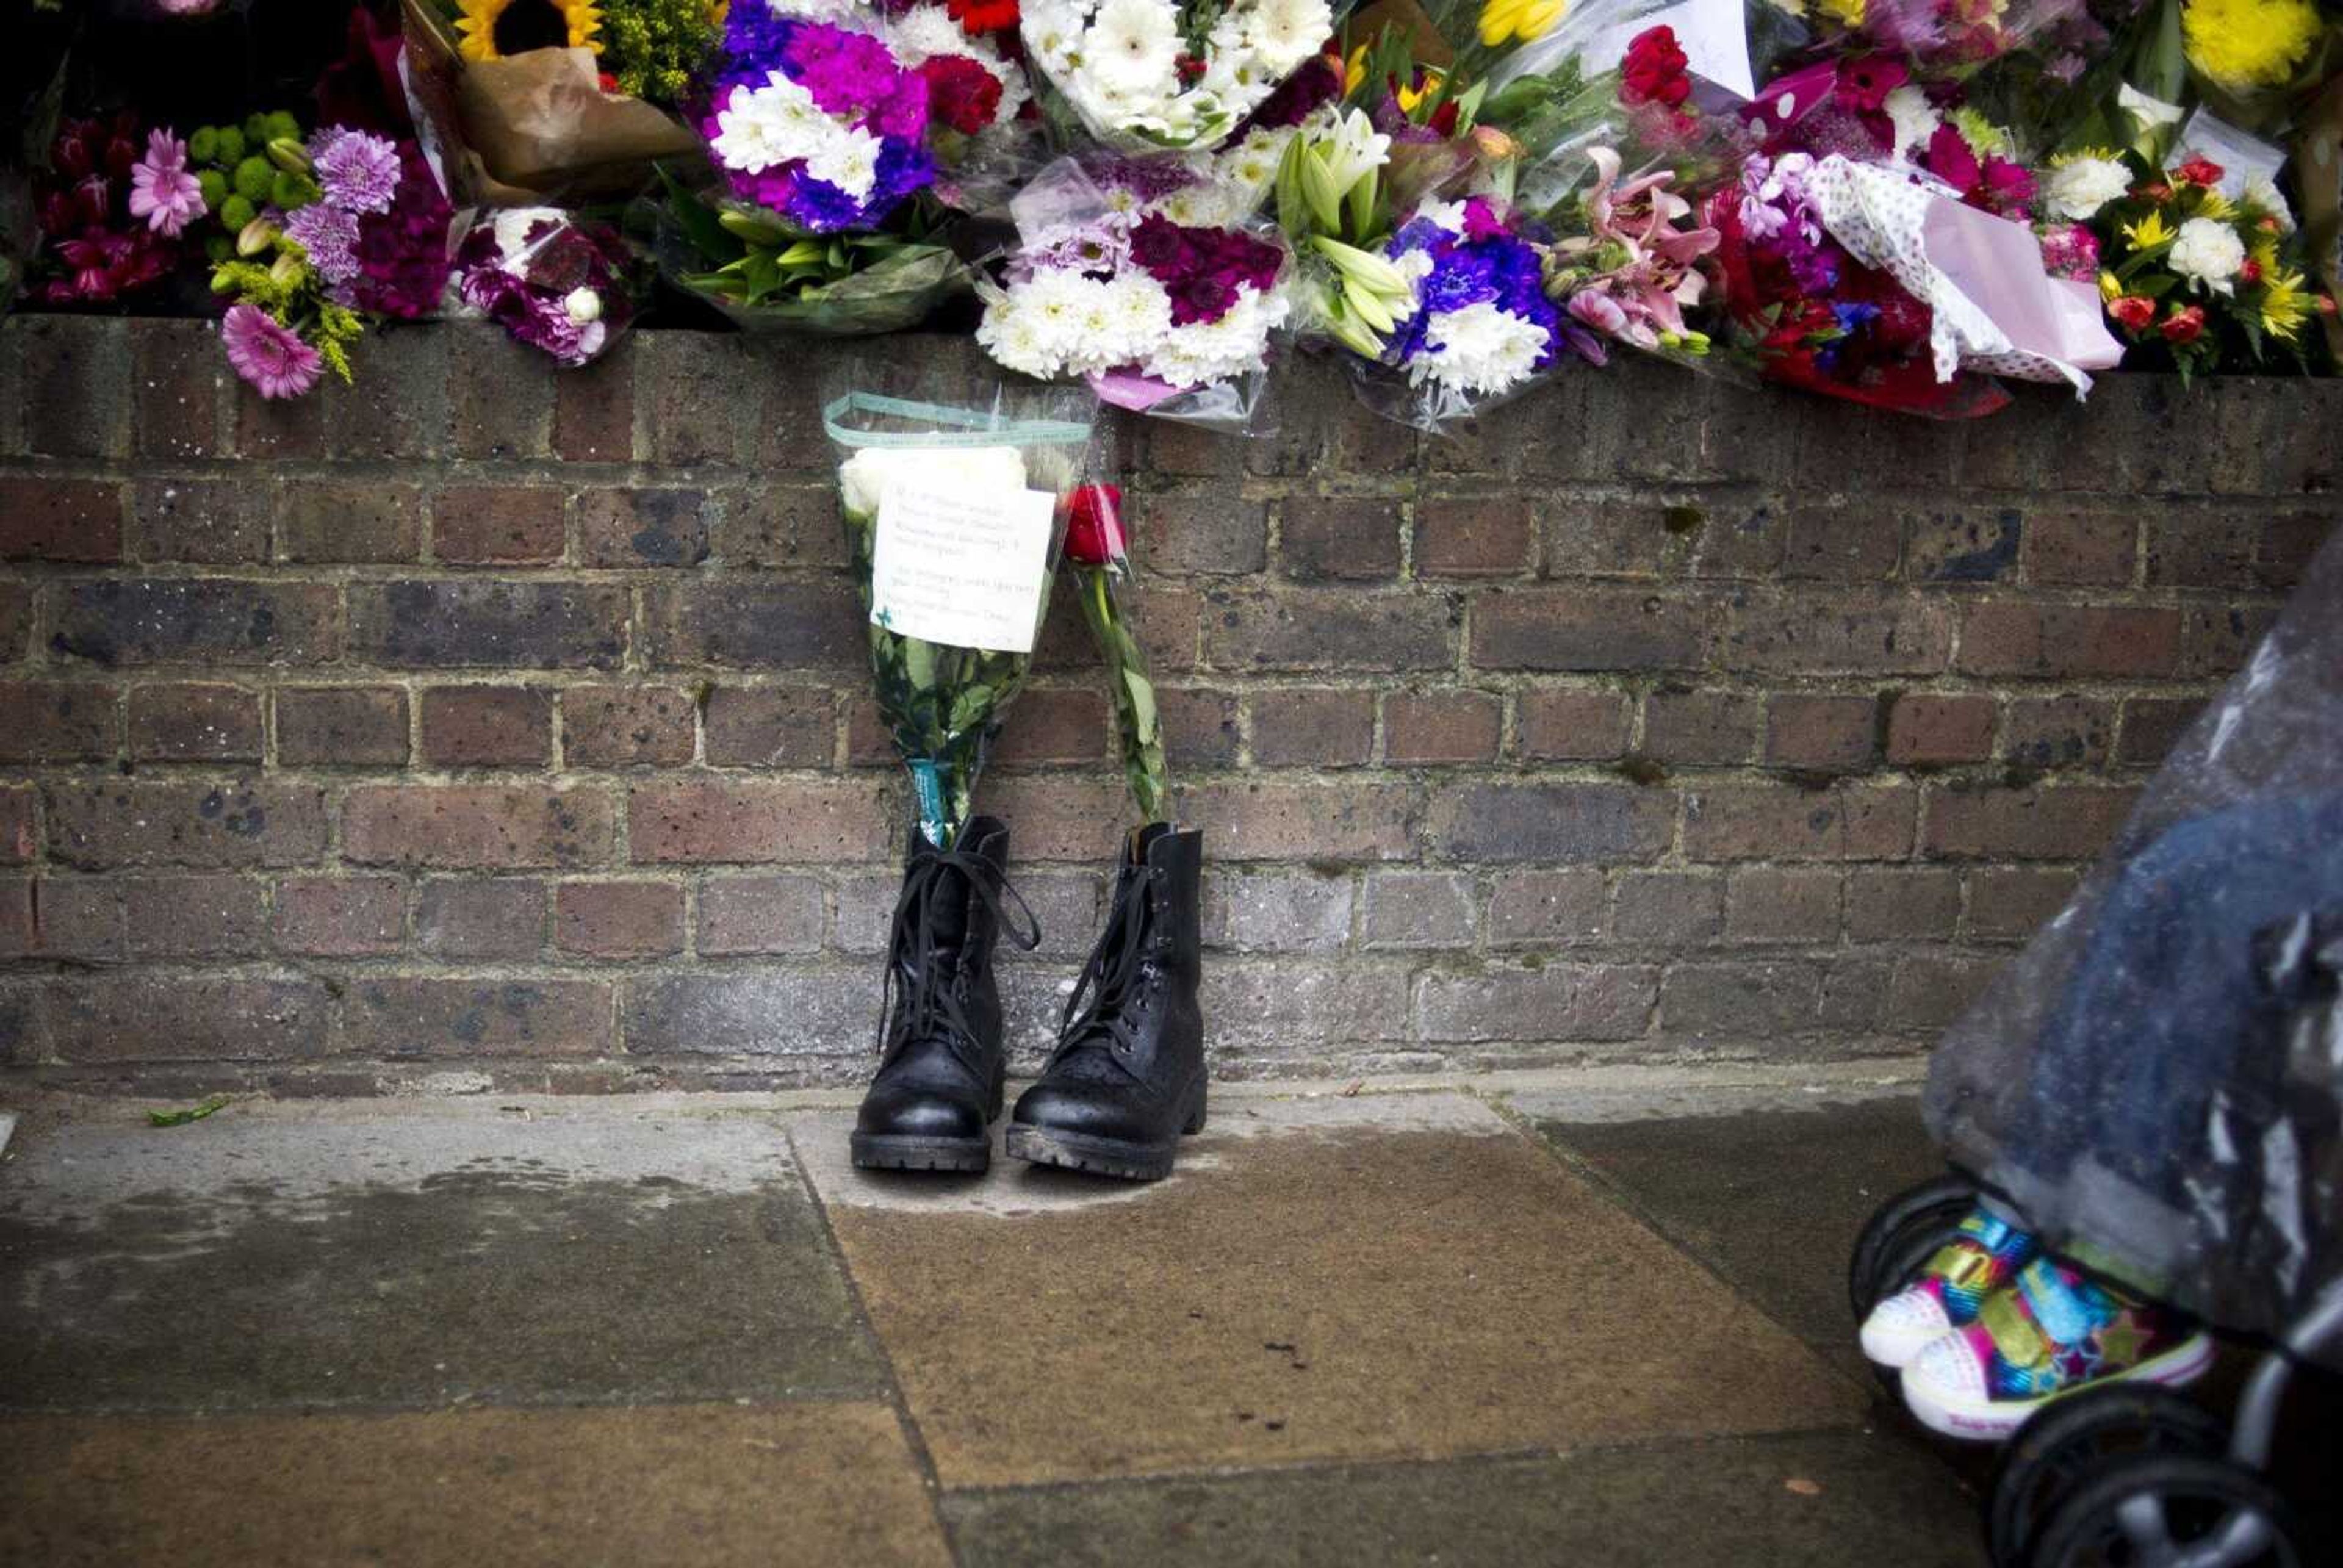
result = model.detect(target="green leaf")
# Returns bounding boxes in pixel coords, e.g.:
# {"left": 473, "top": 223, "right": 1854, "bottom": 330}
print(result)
{"left": 660, "top": 167, "right": 744, "bottom": 264}
{"left": 148, "top": 1094, "right": 231, "bottom": 1128}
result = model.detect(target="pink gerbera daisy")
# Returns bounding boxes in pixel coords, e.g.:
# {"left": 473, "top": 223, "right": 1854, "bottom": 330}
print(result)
{"left": 128, "top": 128, "right": 205, "bottom": 238}
{"left": 219, "top": 304, "right": 323, "bottom": 400}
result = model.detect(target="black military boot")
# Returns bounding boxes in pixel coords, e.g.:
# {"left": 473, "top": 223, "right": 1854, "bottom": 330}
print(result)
{"left": 1007, "top": 824, "right": 1205, "bottom": 1181}
{"left": 851, "top": 816, "right": 1037, "bottom": 1173}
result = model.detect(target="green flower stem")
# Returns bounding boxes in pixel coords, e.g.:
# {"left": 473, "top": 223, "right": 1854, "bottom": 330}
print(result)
{"left": 1073, "top": 563, "right": 1168, "bottom": 824}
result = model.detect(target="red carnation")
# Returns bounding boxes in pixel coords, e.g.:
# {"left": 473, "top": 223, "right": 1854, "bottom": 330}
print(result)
{"left": 2175, "top": 156, "right": 2225, "bottom": 189}
{"left": 2160, "top": 304, "right": 2206, "bottom": 346}
{"left": 2109, "top": 295, "right": 2156, "bottom": 332}
{"left": 918, "top": 55, "right": 1004, "bottom": 135}
{"left": 1062, "top": 486, "right": 1126, "bottom": 569}
{"left": 946, "top": 0, "right": 1020, "bottom": 35}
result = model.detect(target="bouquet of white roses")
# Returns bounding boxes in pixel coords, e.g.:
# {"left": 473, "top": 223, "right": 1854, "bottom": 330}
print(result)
{"left": 1021, "top": 0, "right": 1343, "bottom": 152}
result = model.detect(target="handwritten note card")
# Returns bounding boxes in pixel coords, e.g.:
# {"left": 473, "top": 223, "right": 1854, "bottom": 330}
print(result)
{"left": 871, "top": 473, "right": 1057, "bottom": 654}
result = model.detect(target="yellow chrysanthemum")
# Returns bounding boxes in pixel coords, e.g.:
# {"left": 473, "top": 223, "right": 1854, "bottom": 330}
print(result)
{"left": 2195, "top": 188, "right": 2235, "bottom": 222}
{"left": 2182, "top": 0, "right": 2320, "bottom": 93}
{"left": 457, "top": 0, "right": 604, "bottom": 63}
{"left": 2123, "top": 210, "right": 2175, "bottom": 252}
{"left": 2098, "top": 269, "right": 2122, "bottom": 303}
{"left": 2261, "top": 268, "right": 2312, "bottom": 339}
{"left": 1478, "top": 0, "right": 1566, "bottom": 49}
{"left": 1817, "top": 0, "right": 1865, "bottom": 24}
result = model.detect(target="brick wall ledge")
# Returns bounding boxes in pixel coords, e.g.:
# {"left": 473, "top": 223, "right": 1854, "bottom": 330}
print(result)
{"left": 0, "top": 316, "right": 2334, "bottom": 1093}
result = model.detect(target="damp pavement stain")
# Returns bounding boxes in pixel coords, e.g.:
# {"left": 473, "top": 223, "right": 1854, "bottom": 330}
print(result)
{"left": 807, "top": 1092, "right": 1870, "bottom": 1487}
{"left": 0, "top": 1106, "right": 885, "bottom": 1412}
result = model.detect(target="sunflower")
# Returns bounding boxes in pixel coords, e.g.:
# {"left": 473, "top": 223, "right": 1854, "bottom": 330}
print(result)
{"left": 2182, "top": 0, "right": 2320, "bottom": 94}
{"left": 456, "top": 0, "right": 604, "bottom": 63}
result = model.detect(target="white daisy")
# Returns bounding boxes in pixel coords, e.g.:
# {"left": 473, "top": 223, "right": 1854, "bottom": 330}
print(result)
{"left": 1083, "top": 0, "right": 1181, "bottom": 97}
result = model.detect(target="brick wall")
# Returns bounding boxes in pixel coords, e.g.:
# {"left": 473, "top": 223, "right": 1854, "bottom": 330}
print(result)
{"left": 0, "top": 314, "right": 2333, "bottom": 1095}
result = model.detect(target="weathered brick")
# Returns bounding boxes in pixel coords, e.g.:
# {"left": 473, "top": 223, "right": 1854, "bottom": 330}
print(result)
{"left": 1793, "top": 398, "right": 1961, "bottom": 489}
{"left": 433, "top": 486, "right": 567, "bottom": 565}
{"left": 628, "top": 779, "right": 889, "bottom": 864}
{"left": 1486, "top": 869, "right": 1607, "bottom": 946}
{"left": 1472, "top": 588, "right": 1707, "bottom": 672}
{"left": 1956, "top": 604, "right": 2181, "bottom": 680}
{"left": 132, "top": 321, "right": 223, "bottom": 459}
{"left": 0, "top": 478, "right": 123, "bottom": 562}
{"left": 234, "top": 379, "right": 326, "bottom": 459}
{"left": 1430, "top": 783, "right": 1674, "bottom": 865}
{"left": 275, "top": 687, "right": 409, "bottom": 767}
{"left": 1206, "top": 591, "right": 1453, "bottom": 672}
{"left": 621, "top": 971, "right": 866, "bottom": 1058}
{"left": 1611, "top": 872, "right": 1723, "bottom": 946}
{"left": 1033, "top": 581, "right": 1202, "bottom": 676}
{"left": 2116, "top": 696, "right": 2203, "bottom": 768}
{"left": 1885, "top": 692, "right": 1995, "bottom": 766}
{"left": 1688, "top": 498, "right": 1787, "bottom": 579}
{"left": 128, "top": 683, "right": 261, "bottom": 762}
{"left": 566, "top": 685, "right": 699, "bottom": 768}
{"left": 1140, "top": 486, "right": 1269, "bottom": 576}
{"left": 1764, "top": 694, "right": 1879, "bottom": 772}
{"left": 1780, "top": 506, "right": 1899, "bottom": 583}
{"left": 1725, "top": 591, "right": 1952, "bottom": 675}
{"left": 1725, "top": 868, "right": 1841, "bottom": 943}
{"left": 1845, "top": 868, "right": 1963, "bottom": 941}
{"left": 2178, "top": 602, "right": 2280, "bottom": 680}
{"left": 1156, "top": 686, "right": 1240, "bottom": 770}
{"left": 709, "top": 483, "right": 845, "bottom": 569}
{"left": 279, "top": 482, "right": 423, "bottom": 563}
{"left": 1660, "top": 962, "right": 1821, "bottom": 1038}
{"left": 1542, "top": 500, "right": 1685, "bottom": 579}
{"left": 992, "top": 688, "right": 1110, "bottom": 766}
{"left": 420, "top": 686, "right": 555, "bottom": 768}
{"left": 1516, "top": 688, "right": 1633, "bottom": 762}
{"left": 1201, "top": 963, "right": 1413, "bottom": 1051}
{"left": 43, "top": 976, "right": 331, "bottom": 1063}
{"left": 1169, "top": 780, "right": 1414, "bottom": 863}
{"left": 272, "top": 876, "right": 406, "bottom": 957}
{"left": 1248, "top": 688, "right": 1373, "bottom": 767}
{"left": 1280, "top": 495, "right": 1401, "bottom": 581}
{"left": 126, "top": 480, "right": 269, "bottom": 564}
{"left": 577, "top": 488, "right": 710, "bottom": 567}
{"left": 45, "top": 780, "right": 327, "bottom": 869}
{"left": 1414, "top": 497, "right": 1532, "bottom": 577}
{"left": 1906, "top": 508, "right": 2021, "bottom": 584}
{"left": 1385, "top": 691, "right": 1501, "bottom": 764}
{"left": 416, "top": 878, "right": 547, "bottom": 958}
{"left": 2147, "top": 514, "right": 2258, "bottom": 589}
{"left": 0, "top": 681, "right": 118, "bottom": 761}
{"left": 2258, "top": 515, "right": 2330, "bottom": 590}
{"left": 553, "top": 338, "right": 635, "bottom": 461}
{"left": 704, "top": 686, "right": 832, "bottom": 768}
{"left": 1639, "top": 688, "right": 1759, "bottom": 765}
{"left": 334, "top": 977, "right": 611, "bottom": 1059}
{"left": 1417, "top": 965, "right": 1655, "bottom": 1043}
{"left": 556, "top": 880, "right": 686, "bottom": 958}
{"left": 2023, "top": 510, "right": 2137, "bottom": 587}
{"left": 638, "top": 331, "right": 748, "bottom": 464}
{"left": 1683, "top": 783, "right": 1915, "bottom": 862}
{"left": 1202, "top": 871, "right": 1352, "bottom": 953}
{"left": 51, "top": 580, "right": 340, "bottom": 666}
{"left": 0, "top": 788, "right": 37, "bottom": 865}
{"left": 644, "top": 583, "right": 863, "bottom": 670}
{"left": 697, "top": 874, "right": 826, "bottom": 956}
{"left": 1887, "top": 954, "right": 1997, "bottom": 1030}
{"left": 449, "top": 327, "right": 556, "bottom": 460}
{"left": 0, "top": 583, "right": 26, "bottom": 661}
{"left": 2004, "top": 696, "right": 2113, "bottom": 771}
{"left": 968, "top": 778, "right": 1131, "bottom": 862}
{"left": 1361, "top": 871, "right": 1477, "bottom": 950}
{"left": 343, "top": 785, "right": 615, "bottom": 869}
{"left": 1819, "top": 957, "right": 1895, "bottom": 1031}
{"left": 321, "top": 328, "right": 447, "bottom": 459}
{"left": 349, "top": 581, "right": 626, "bottom": 669}
{"left": 1965, "top": 866, "right": 2079, "bottom": 941}
{"left": 1, "top": 877, "right": 121, "bottom": 960}
{"left": 20, "top": 315, "right": 127, "bottom": 459}
{"left": 1921, "top": 785, "right": 2136, "bottom": 861}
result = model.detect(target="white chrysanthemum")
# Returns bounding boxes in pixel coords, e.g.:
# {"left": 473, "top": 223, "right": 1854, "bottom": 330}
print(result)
{"left": 2169, "top": 215, "right": 2248, "bottom": 293}
{"left": 2242, "top": 171, "right": 2296, "bottom": 234}
{"left": 1084, "top": 0, "right": 1181, "bottom": 96}
{"left": 1143, "top": 284, "right": 1287, "bottom": 387}
{"left": 1015, "top": 268, "right": 1110, "bottom": 359}
{"left": 763, "top": 0, "right": 863, "bottom": 19}
{"left": 1098, "top": 271, "right": 1176, "bottom": 362}
{"left": 805, "top": 124, "right": 885, "bottom": 201}
{"left": 710, "top": 71, "right": 829, "bottom": 174}
{"left": 1238, "top": 0, "right": 1331, "bottom": 72}
{"left": 2045, "top": 155, "right": 2131, "bottom": 221}
{"left": 1411, "top": 303, "right": 1548, "bottom": 397}
{"left": 1883, "top": 85, "right": 1940, "bottom": 159}
{"left": 885, "top": 7, "right": 973, "bottom": 63}
{"left": 840, "top": 444, "right": 1030, "bottom": 517}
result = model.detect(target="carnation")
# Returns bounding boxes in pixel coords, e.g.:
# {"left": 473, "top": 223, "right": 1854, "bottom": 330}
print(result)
{"left": 2168, "top": 216, "right": 2248, "bottom": 293}
{"left": 2045, "top": 155, "right": 2130, "bottom": 221}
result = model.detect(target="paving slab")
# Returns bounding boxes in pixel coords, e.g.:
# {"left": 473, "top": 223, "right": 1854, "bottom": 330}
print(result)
{"left": 1530, "top": 1091, "right": 1943, "bottom": 1373}
{"left": 945, "top": 1430, "right": 1986, "bottom": 1568}
{"left": 0, "top": 1099, "right": 884, "bottom": 1412}
{"left": 795, "top": 1093, "right": 1869, "bottom": 1488}
{"left": 1, "top": 1401, "right": 950, "bottom": 1568}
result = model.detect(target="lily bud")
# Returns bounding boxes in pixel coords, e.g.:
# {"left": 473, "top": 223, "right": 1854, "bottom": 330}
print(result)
{"left": 236, "top": 218, "right": 278, "bottom": 257}
{"left": 268, "top": 251, "right": 304, "bottom": 289}
{"left": 265, "top": 137, "right": 312, "bottom": 176}
{"left": 1309, "top": 236, "right": 1408, "bottom": 297}
{"left": 1345, "top": 276, "right": 1397, "bottom": 335}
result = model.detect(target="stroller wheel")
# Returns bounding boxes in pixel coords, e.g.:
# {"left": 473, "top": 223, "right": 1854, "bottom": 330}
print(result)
{"left": 2032, "top": 1453, "right": 2304, "bottom": 1568}
{"left": 1848, "top": 1172, "right": 1978, "bottom": 1322}
{"left": 1986, "top": 1384, "right": 2230, "bottom": 1568}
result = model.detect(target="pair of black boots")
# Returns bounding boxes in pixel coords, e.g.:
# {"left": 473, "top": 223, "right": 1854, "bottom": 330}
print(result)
{"left": 850, "top": 818, "right": 1206, "bottom": 1182}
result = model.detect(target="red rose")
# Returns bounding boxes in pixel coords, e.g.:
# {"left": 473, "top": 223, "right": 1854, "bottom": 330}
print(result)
{"left": 918, "top": 55, "right": 1004, "bottom": 135}
{"left": 1621, "top": 26, "right": 1691, "bottom": 109}
{"left": 2109, "top": 295, "right": 2156, "bottom": 332}
{"left": 1062, "top": 485, "right": 1126, "bottom": 568}
{"left": 2319, "top": 293, "right": 2339, "bottom": 317}
{"left": 2175, "top": 156, "right": 2225, "bottom": 188}
{"left": 2239, "top": 258, "right": 2264, "bottom": 286}
{"left": 2160, "top": 304, "right": 2206, "bottom": 346}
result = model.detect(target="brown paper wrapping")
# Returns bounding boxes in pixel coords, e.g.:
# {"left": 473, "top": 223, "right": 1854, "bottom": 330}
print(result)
{"left": 401, "top": 0, "right": 702, "bottom": 206}
{"left": 1350, "top": 0, "right": 1457, "bottom": 70}
{"left": 2297, "top": 76, "right": 2343, "bottom": 362}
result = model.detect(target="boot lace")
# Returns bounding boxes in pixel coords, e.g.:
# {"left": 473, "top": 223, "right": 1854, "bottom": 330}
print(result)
{"left": 878, "top": 845, "right": 1039, "bottom": 1066}
{"left": 1048, "top": 868, "right": 1157, "bottom": 1079}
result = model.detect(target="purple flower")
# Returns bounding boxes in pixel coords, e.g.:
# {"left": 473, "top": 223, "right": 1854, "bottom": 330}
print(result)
{"left": 339, "top": 142, "right": 453, "bottom": 318}
{"left": 220, "top": 304, "right": 322, "bottom": 400}
{"left": 127, "top": 129, "right": 204, "bottom": 238}
{"left": 285, "top": 201, "right": 362, "bottom": 283}
{"left": 312, "top": 128, "right": 402, "bottom": 215}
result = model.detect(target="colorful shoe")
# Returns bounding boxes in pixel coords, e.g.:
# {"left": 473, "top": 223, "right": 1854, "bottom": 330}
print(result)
{"left": 1900, "top": 1257, "right": 2214, "bottom": 1442}
{"left": 1859, "top": 1207, "right": 2040, "bottom": 1370}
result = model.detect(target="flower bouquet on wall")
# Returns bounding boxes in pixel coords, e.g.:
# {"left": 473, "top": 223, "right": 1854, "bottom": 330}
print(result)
{"left": 26, "top": 113, "right": 197, "bottom": 307}
{"left": 1060, "top": 481, "right": 1168, "bottom": 822}
{"left": 822, "top": 358, "right": 1108, "bottom": 849}
{"left": 1020, "top": 0, "right": 1347, "bottom": 153}
{"left": 453, "top": 206, "right": 645, "bottom": 364}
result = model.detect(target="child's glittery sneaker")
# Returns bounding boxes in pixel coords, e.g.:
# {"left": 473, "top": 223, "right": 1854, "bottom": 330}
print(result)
{"left": 1899, "top": 1258, "right": 2214, "bottom": 1442}
{"left": 1859, "top": 1206, "right": 2041, "bottom": 1370}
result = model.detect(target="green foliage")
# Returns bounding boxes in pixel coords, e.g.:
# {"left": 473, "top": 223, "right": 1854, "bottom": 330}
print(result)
{"left": 1074, "top": 565, "right": 1168, "bottom": 822}
{"left": 148, "top": 1094, "right": 230, "bottom": 1128}
{"left": 270, "top": 170, "right": 319, "bottom": 209}
{"left": 597, "top": 0, "right": 721, "bottom": 106}
{"left": 231, "top": 155, "right": 275, "bottom": 202}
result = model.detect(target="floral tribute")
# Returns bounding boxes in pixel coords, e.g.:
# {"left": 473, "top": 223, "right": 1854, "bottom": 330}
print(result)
{"left": 1376, "top": 195, "right": 1561, "bottom": 400}
{"left": 455, "top": 207, "right": 641, "bottom": 365}
{"left": 1020, "top": 0, "right": 1337, "bottom": 151}
{"left": 32, "top": 115, "right": 192, "bottom": 306}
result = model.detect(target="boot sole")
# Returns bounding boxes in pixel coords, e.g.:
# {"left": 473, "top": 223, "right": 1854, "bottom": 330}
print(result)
{"left": 849, "top": 1132, "right": 992, "bottom": 1174}
{"left": 1005, "top": 1085, "right": 1206, "bottom": 1184}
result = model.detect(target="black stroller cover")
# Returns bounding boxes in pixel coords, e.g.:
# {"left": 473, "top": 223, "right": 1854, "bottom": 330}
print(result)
{"left": 1925, "top": 527, "right": 2343, "bottom": 1362}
